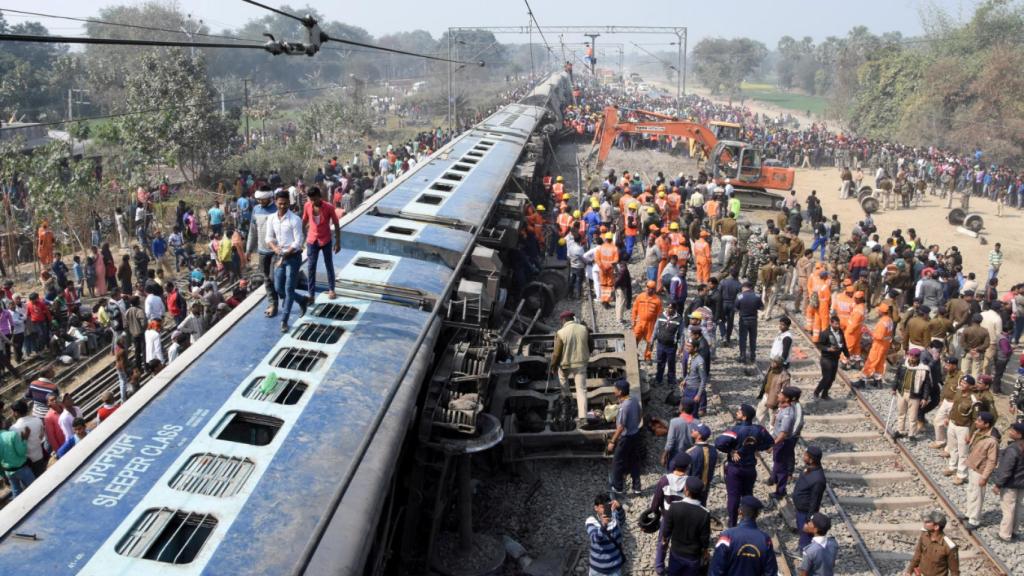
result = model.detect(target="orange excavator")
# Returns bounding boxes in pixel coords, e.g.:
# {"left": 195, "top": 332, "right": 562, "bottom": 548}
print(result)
{"left": 590, "top": 106, "right": 795, "bottom": 208}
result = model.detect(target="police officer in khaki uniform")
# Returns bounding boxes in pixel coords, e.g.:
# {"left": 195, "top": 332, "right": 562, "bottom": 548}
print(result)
{"left": 906, "top": 510, "right": 959, "bottom": 576}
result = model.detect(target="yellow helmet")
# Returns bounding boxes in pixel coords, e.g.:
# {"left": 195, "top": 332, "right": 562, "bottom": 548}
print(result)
{"left": 603, "top": 232, "right": 613, "bottom": 240}
{"left": 629, "top": 201, "right": 639, "bottom": 209}
{"left": 556, "top": 175, "right": 564, "bottom": 182}
{"left": 670, "top": 222, "right": 679, "bottom": 230}
{"left": 558, "top": 237, "right": 567, "bottom": 246}
{"left": 689, "top": 311, "right": 702, "bottom": 320}
{"left": 591, "top": 199, "right": 600, "bottom": 208}
{"left": 658, "top": 191, "right": 666, "bottom": 197}
{"left": 572, "top": 210, "right": 581, "bottom": 218}
{"left": 658, "top": 184, "right": 667, "bottom": 191}
{"left": 536, "top": 204, "right": 546, "bottom": 212}
{"left": 646, "top": 206, "right": 655, "bottom": 214}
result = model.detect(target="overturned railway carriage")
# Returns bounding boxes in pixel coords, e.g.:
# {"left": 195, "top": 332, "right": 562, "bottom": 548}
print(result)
{"left": 0, "top": 72, "right": 572, "bottom": 576}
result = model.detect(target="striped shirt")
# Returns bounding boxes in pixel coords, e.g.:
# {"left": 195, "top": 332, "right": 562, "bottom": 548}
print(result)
{"left": 586, "top": 511, "right": 625, "bottom": 574}
{"left": 25, "top": 378, "right": 58, "bottom": 418}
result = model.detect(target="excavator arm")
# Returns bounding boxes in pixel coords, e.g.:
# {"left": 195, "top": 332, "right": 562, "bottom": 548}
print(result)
{"left": 592, "top": 106, "right": 719, "bottom": 175}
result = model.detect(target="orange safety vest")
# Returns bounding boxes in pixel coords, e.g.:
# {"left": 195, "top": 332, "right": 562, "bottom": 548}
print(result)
{"left": 557, "top": 212, "right": 574, "bottom": 235}
{"left": 619, "top": 194, "right": 635, "bottom": 215}
{"left": 543, "top": 175, "right": 553, "bottom": 192}
{"left": 873, "top": 316, "right": 894, "bottom": 343}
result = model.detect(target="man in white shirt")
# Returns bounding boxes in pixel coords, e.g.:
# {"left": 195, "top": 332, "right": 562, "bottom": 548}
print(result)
{"left": 266, "top": 189, "right": 309, "bottom": 332}
{"left": 10, "top": 400, "right": 47, "bottom": 478}
{"left": 144, "top": 289, "right": 165, "bottom": 322}
{"left": 57, "top": 393, "right": 82, "bottom": 447}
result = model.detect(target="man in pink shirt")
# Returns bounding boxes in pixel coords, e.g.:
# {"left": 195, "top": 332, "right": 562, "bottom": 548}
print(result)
{"left": 301, "top": 187, "right": 341, "bottom": 300}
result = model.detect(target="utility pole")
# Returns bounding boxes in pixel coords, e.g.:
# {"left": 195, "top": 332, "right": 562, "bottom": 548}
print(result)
{"left": 584, "top": 33, "right": 600, "bottom": 75}
{"left": 243, "top": 78, "right": 251, "bottom": 148}
{"left": 180, "top": 13, "right": 203, "bottom": 60}
{"left": 447, "top": 29, "right": 453, "bottom": 134}
{"left": 679, "top": 30, "right": 687, "bottom": 98}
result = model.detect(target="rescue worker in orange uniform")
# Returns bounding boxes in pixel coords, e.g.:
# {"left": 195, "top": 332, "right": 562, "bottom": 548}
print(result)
{"left": 557, "top": 205, "right": 575, "bottom": 237}
{"left": 655, "top": 229, "right": 673, "bottom": 292}
{"left": 805, "top": 264, "right": 832, "bottom": 341}
{"left": 595, "top": 232, "right": 619, "bottom": 306}
{"left": 655, "top": 190, "right": 668, "bottom": 214}
{"left": 843, "top": 290, "right": 867, "bottom": 369}
{"left": 552, "top": 175, "right": 565, "bottom": 204}
{"left": 632, "top": 280, "right": 663, "bottom": 361}
{"left": 526, "top": 204, "right": 545, "bottom": 247}
{"left": 832, "top": 281, "right": 856, "bottom": 331}
{"left": 855, "top": 302, "right": 894, "bottom": 388}
{"left": 623, "top": 202, "right": 640, "bottom": 260}
{"left": 618, "top": 189, "right": 635, "bottom": 216}
{"left": 542, "top": 172, "right": 553, "bottom": 196}
{"left": 666, "top": 187, "right": 682, "bottom": 223}
{"left": 693, "top": 231, "right": 712, "bottom": 284}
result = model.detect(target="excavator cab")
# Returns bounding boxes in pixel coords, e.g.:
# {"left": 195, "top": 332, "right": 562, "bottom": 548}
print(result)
{"left": 709, "top": 141, "right": 762, "bottom": 183}
{"left": 709, "top": 121, "right": 742, "bottom": 142}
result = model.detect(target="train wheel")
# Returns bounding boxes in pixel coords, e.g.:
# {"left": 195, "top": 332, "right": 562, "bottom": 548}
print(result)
{"left": 860, "top": 196, "right": 880, "bottom": 214}
{"left": 964, "top": 213, "right": 984, "bottom": 232}
{"left": 947, "top": 208, "right": 966, "bottom": 226}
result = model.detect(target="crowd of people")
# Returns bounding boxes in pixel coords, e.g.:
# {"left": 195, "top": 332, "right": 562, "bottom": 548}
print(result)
{"left": 542, "top": 82, "right": 1024, "bottom": 576}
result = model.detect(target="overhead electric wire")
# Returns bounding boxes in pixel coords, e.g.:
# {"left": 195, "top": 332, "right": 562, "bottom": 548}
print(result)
{"left": 238, "top": 0, "right": 307, "bottom": 24}
{"left": 0, "top": 7, "right": 262, "bottom": 44}
{"left": 0, "top": 32, "right": 270, "bottom": 50}
{"left": 523, "top": 0, "right": 554, "bottom": 55}
{"left": 631, "top": 41, "right": 677, "bottom": 70}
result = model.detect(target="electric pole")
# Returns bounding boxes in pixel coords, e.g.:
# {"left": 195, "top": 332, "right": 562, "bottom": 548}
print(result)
{"left": 180, "top": 13, "right": 203, "bottom": 60}
{"left": 243, "top": 78, "right": 251, "bottom": 148}
{"left": 584, "top": 33, "right": 600, "bottom": 75}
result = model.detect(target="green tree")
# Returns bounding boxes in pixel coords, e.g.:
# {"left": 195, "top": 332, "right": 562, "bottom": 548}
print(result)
{"left": 692, "top": 37, "right": 767, "bottom": 96}
{"left": 114, "top": 51, "right": 238, "bottom": 184}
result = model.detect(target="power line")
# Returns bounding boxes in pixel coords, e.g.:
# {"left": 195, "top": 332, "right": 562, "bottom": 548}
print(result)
{"left": 0, "top": 7, "right": 262, "bottom": 44}
{"left": 0, "top": 32, "right": 271, "bottom": 50}
{"left": 239, "top": 0, "right": 307, "bottom": 24}
{"left": 522, "top": 0, "right": 554, "bottom": 54}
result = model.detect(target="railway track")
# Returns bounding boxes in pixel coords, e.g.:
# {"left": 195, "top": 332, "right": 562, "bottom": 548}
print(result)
{"left": 711, "top": 305, "right": 1014, "bottom": 575}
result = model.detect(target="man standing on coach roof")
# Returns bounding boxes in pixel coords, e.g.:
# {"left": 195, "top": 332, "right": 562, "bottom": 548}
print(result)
{"left": 551, "top": 311, "right": 591, "bottom": 426}
{"left": 301, "top": 186, "right": 341, "bottom": 302}
{"left": 266, "top": 188, "right": 308, "bottom": 332}
{"left": 247, "top": 185, "right": 279, "bottom": 317}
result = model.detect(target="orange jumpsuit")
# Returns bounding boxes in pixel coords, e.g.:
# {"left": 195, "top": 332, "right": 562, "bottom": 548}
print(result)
{"left": 527, "top": 211, "right": 545, "bottom": 246}
{"left": 37, "top": 226, "right": 55, "bottom": 266}
{"left": 655, "top": 234, "right": 673, "bottom": 291}
{"left": 666, "top": 192, "right": 682, "bottom": 222}
{"left": 557, "top": 212, "right": 574, "bottom": 236}
{"left": 809, "top": 281, "right": 832, "bottom": 341}
{"left": 632, "top": 292, "right": 663, "bottom": 360}
{"left": 552, "top": 182, "right": 564, "bottom": 203}
{"left": 618, "top": 193, "right": 635, "bottom": 215}
{"left": 845, "top": 302, "right": 866, "bottom": 358}
{"left": 693, "top": 238, "right": 712, "bottom": 284}
{"left": 595, "top": 243, "right": 619, "bottom": 303}
{"left": 861, "top": 314, "right": 894, "bottom": 379}
{"left": 831, "top": 291, "right": 854, "bottom": 331}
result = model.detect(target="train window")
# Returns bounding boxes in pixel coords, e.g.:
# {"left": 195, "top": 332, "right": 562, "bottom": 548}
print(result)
{"left": 384, "top": 225, "right": 416, "bottom": 236}
{"left": 416, "top": 193, "right": 444, "bottom": 205}
{"left": 429, "top": 182, "right": 455, "bottom": 192}
{"left": 353, "top": 258, "right": 393, "bottom": 271}
{"left": 480, "top": 139, "right": 497, "bottom": 145}
{"left": 170, "top": 454, "right": 256, "bottom": 496}
{"left": 270, "top": 348, "right": 327, "bottom": 372}
{"left": 450, "top": 164, "right": 471, "bottom": 173}
{"left": 465, "top": 151, "right": 484, "bottom": 158}
{"left": 116, "top": 508, "right": 217, "bottom": 564}
{"left": 472, "top": 145, "right": 489, "bottom": 152}
{"left": 313, "top": 303, "right": 360, "bottom": 320}
{"left": 459, "top": 157, "right": 479, "bottom": 165}
{"left": 291, "top": 323, "right": 345, "bottom": 345}
{"left": 212, "top": 411, "right": 283, "bottom": 446}
{"left": 244, "top": 376, "right": 308, "bottom": 404}
{"left": 441, "top": 172, "right": 463, "bottom": 181}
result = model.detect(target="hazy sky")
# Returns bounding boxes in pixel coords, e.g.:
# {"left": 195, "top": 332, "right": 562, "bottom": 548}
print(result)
{"left": 3, "top": 0, "right": 978, "bottom": 49}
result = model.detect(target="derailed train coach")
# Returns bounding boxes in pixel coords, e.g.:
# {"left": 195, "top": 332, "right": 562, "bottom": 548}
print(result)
{"left": 0, "top": 72, "right": 572, "bottom": 576}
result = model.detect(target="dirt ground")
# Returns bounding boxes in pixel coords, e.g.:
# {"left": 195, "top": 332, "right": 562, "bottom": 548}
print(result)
{"left": 788, "top": 166, "right": 1024, "bottom": 285}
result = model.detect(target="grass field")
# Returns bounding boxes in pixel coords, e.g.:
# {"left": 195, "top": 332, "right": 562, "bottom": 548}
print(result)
{"left": 738, "top": 82, "right": 829, "bottom": 117}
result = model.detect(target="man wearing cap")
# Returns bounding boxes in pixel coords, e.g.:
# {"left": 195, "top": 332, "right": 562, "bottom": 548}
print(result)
{"left": 792, "top": 446, "right": 827, "bottom": 549}
{"left": 807, "top": 267, "right": 832, "bottom": 341}
{"left": 907, "top": 511, "right": 959, "bottom": 576}
{"left": 992, "top": 422, "right": 1024, "bottom": 542}
{"left": 551, "top": 311, "right": 591, "bottom": 425}
{"left": 709, "top": 495, "right": 777, "bottom": 576}
{"left": 946, "top": 375, "right": 977, "bottom": 483}
{"left": 715, "top": 405, "right": 774, "bottom": 527}
{"left": 931, "top": 356, "right": 963, "bottom": 450}
{"left": 663, "top": 476, "right": 711, "bottom": 576}
{"left": 608, "top": 380, "right": 643, "bottom": 496}
{"left": 736, "top": 281, "right": 764, "bottom": 365}
{"left": 651, "top": 452, "right": 692, "bottom": 575}
{"left": 653, "top": 303, "right": 684, "bottom": 387}
{"left": 906, "top": 306, "right": 934, "bottom": 352}
{"left": 247, "top": 186, "right": 279, "bottom": 317}
{"left": 686, "top": 424, "right": 718, "bottom": 507}
{"left": 633, "top": 280, "right": 664, "bottom": 362}
{"left": 799, "top": 512, "right": 838, "bottom": 576}
{"left": 771, "top": 387, "right": 804, "bottom": 500}
{"left": 266, "top": 189, "right": 309, "bottom": 332}
{"left": 965, "top": 412, "right": 999, "bottom": 528}
{"left": 973, "top": 375, "right": 999, "bottom": 424}
{"left": 855, "top": 302, "right": 894, "bottom": 388}
{"left": 831, "top": 281, "right": 855, "bottom": 332}
{"left": 891, "top": 348, "right": 933, "bottom": 440}
{"left": 815, "top": 315, "right": 849, "bottom": 400}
